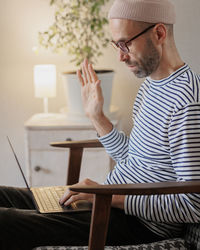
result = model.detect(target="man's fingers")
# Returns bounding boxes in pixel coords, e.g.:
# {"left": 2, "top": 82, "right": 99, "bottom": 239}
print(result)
{"left": 77, "top": 70, "right": 84, "bottom": 86}
{"left": 82, "top": 62, "right": 88, "bottom": 84}
{"left": 60, "top": 179, "right": 98, "bottom": 206}
{"left": 88, "top": 63, "right": 99, "bottom": 83}
{"left": 63, "top": 194, "right": 82, "bottom": 207}
{"left": 59, "top": 189, "right": 78, "bottom": 205}
{"left": 84, "top": 59, "right": 92, "bottom": 83}
{"left": 80, "top": 59, "right": 98, "bottom": 85}
{"left": 95, "top": 80, "right": 103, "bottom": 99}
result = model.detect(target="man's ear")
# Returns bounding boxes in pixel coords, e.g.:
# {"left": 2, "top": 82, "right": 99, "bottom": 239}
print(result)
{"left": 153, "top": 23, "right": 167, "bottom": 44}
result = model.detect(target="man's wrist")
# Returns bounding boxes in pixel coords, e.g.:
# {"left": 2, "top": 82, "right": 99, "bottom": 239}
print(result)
{"left": 112, "top": 195, "right": 125, "bottom": 210}
{"left": 90, "top": 113, "right": 113, "bottom": 137}
{"left": 89, "top": 111, "right": 105, "bottom": 122}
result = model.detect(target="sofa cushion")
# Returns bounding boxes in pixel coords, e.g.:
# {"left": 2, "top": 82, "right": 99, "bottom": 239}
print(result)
{"left": 33, "top": 238, "right": 188, "bottom": 250}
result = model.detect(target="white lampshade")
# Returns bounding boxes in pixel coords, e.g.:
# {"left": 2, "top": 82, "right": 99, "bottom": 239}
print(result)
{"left": 34, "top": 64, "right": 56, "bottom": 98}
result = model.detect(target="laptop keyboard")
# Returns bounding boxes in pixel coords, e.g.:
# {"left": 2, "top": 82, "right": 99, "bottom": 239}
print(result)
{"left": 31, "top": 185, "right": 92, "bottom": 213}
{"left": 33, "top": 186, "right": 68, "bottom": 212}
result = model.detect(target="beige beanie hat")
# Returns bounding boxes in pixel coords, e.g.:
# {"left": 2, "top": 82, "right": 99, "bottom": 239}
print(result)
{"left": 108, "top": 0, "right": 176, "bottom": 24}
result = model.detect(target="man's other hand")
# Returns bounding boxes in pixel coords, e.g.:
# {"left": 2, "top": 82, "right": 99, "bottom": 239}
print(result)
{"left": 59, "top": 178, "right": 125, "bottom": 211}
{"left": 59, "top": 178, "right": 99, "bottom": 207}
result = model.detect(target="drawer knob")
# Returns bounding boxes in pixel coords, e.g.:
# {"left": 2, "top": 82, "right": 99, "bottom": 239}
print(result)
{"left": 34, "top": 166, "right": 51, "bottom": 174}
{"left": 34, "top": 166, "right": 41, "bottom": 172}
{"left": 66, "top": 138, "right": 72, "bottom": 141}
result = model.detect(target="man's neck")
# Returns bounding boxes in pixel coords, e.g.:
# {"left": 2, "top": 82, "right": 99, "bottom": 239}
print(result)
{"left": 149, "top": 44, "right": 185, "bottom": 81}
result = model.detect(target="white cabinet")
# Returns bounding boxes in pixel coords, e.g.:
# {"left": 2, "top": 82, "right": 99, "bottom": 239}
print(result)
{"left": 25, "top": 114, "right": 116, "bottom": 187}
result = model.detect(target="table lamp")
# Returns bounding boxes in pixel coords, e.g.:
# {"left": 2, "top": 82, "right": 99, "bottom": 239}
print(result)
{"left": 34, "top": 64, "right": 56, "bottom": 115}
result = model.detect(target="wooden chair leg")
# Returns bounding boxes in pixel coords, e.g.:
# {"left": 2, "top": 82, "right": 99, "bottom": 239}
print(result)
{"left": 88, "top": 194, "right": 112, "bottom": 250}
{"left": 67, "top": 147, "right": 83, "bottom": 185}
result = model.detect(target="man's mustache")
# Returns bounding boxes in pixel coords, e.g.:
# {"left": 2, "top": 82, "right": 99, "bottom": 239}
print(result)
{"left": 125, "top": 61, "right": 138, "bottom": 67}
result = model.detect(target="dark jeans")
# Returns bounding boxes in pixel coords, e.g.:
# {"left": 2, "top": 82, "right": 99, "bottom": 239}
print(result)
{"left": 0, "top": 186, "right": 164, "bottom": 250}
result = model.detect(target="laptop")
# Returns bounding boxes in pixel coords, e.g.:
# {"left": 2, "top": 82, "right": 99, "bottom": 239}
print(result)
{"left": 7, "top": 136, "right": 92, "bottom": 214}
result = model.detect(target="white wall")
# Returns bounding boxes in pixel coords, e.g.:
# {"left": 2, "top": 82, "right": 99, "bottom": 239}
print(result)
{"left": 0, "top": 0, "right": 200, "bottom": 187}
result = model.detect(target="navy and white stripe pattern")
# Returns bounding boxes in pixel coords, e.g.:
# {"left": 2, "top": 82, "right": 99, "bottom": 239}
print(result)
{"left": 99, "top": 64, "right": 200, "bottom": 238}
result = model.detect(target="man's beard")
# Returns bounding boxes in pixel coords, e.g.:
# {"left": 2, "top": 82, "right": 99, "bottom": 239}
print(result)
{"left": 126, "top": 38, "right": 160, "bottom": 78}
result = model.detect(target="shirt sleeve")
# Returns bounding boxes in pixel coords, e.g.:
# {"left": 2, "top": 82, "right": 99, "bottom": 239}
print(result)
{"left": 168, "top": 103, "right": 200, "bottom": 181}
{"left": 124, "top": 103, "right": 200, "bottom": 224}
{"left": 98, "top": 127, "right": 129, "bottom": 163}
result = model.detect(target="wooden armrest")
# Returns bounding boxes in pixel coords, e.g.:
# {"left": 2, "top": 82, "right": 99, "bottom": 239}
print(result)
{"left": 70, "top": 181, "right": 200, "bottom": 195}
{"left": 50, "top": 139, "right": 103, "bottom": 148}
{"left": 72, "top": 181, "right": 200, "bottom": 250}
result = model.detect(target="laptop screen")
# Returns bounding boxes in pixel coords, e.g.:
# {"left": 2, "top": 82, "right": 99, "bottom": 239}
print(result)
{"left": 7, "top": 136, "right": 31, "bottom": 191}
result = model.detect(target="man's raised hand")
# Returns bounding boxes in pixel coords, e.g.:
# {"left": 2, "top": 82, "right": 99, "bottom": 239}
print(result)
{"left": 77, "top": 58, "right": 104, "bottom": 120}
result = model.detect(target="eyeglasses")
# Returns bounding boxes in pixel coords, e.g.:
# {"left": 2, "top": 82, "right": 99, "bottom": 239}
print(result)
{"left": 111, "top": 24, "right": 156, "bottom": 54}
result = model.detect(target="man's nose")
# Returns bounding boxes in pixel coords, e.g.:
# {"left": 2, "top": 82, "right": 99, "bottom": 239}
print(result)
{"left": 118, "top": 49, "right": 129, "bottom": 62}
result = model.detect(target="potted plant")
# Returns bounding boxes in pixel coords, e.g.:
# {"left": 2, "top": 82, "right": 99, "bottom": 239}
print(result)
{"left": 38, "top": 0, "right": 115, "bottom": 120}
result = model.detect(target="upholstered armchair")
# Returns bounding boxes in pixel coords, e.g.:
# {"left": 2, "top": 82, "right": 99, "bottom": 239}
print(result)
{"left": 34, "top": 139, "right": 200, "bottom": 250}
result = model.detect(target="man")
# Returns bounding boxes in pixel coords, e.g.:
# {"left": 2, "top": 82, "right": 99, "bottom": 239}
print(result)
{"left": 0, "top": 0, "right": 200, "bottom": 249}
{"left": 67, "top": 0, "right": 200, "bottom": 241}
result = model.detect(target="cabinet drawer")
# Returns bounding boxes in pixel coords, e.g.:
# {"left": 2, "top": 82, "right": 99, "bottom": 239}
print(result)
{"left": 30, "top": 150, "right": 69, "bottom": 186}
{"left": 29, "top": 148, "right": 111, "bottom": 186}
{"left": 27, "top": 129, "right": 97, "bottom": 150}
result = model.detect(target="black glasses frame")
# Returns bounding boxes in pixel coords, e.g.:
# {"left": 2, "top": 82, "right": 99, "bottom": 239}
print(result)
{"left": 111, "top": 24, "right": 156, "bottom": 54}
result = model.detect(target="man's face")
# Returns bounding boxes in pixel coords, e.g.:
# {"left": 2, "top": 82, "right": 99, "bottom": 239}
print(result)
{"left": 109, "top": 19, "right": 161, "bottom": 78}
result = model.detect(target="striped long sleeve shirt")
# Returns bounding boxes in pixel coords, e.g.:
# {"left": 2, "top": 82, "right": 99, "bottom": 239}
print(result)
{"left": 99, "top": 64, "right": 200, "bottom": 238}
